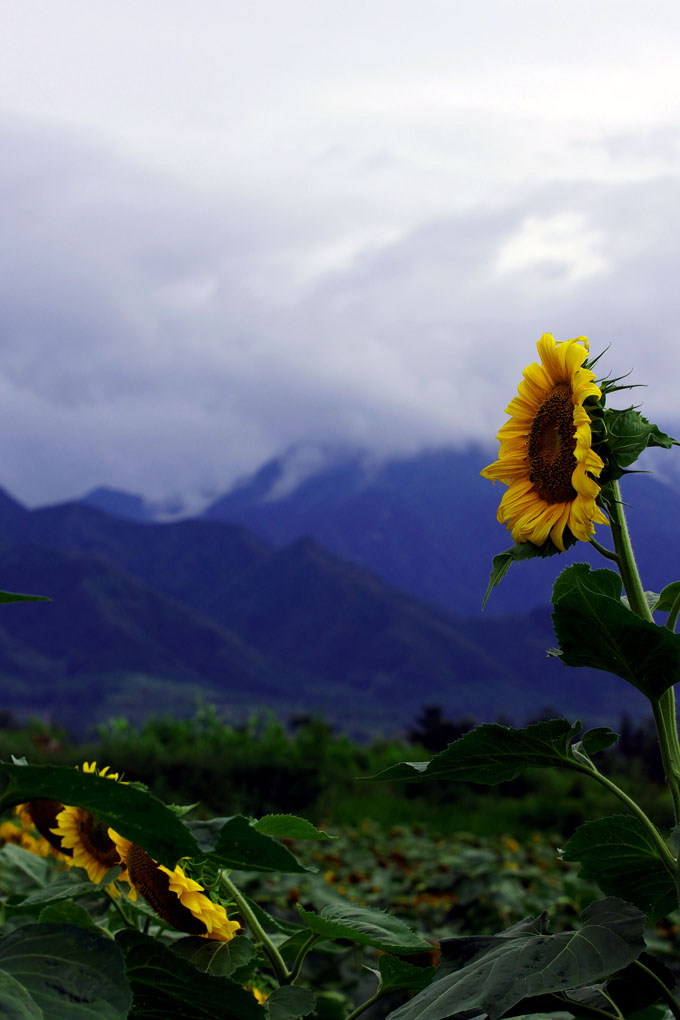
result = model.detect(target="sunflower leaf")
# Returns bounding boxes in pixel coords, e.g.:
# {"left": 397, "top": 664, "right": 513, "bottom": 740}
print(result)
{"left": 203, "top": 815, "right": 314, "bottom": 873}
{"left": 375, "top": 955, "right": 437, "bottom": 995}
{"left": 552, "top": 564, "right": 680, "bottom": 698}
{"left": 117, "top": 930, "right": 264, "bottom": 1019}
{"left": 364, "top": 718, "right": 615, "bottom": 783}
{"left": 297, "top": 903, "right": 431, "bottom": 955}
{"left": 384, "top": 898, "right": 646, "bottom": 1020}
{"left": 253, "top": 814, "right": 335, "bottom": 841}
{"left": 655, "top": 581, "right": 680, "bottom": 613}
{"left": 0, "top": 923, "right": 131, "bottom": 1019}
{"left": 265, "top": 986, "right": 316, "bottom": 1020}
{"left": 0, "top": 762, "right": 199, "bottom": 868}
{"left": 171, "top": 934, "right": 258, "bottom": 979}
{"left": 482, "top": 539, "right": 570, "bottom": 609}
{"left": 561, "top": 815, "right": 677, "bottom": 923}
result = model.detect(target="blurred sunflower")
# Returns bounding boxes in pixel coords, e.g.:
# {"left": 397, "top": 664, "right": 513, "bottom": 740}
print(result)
{"left": 481, "top": 332, "right": 608, "bottom": 550}
{"left": 111, "top": 832, "right": 240, "bottom": 941}
{"left": 14, "top": 801, "right": 71, "bottom": 858}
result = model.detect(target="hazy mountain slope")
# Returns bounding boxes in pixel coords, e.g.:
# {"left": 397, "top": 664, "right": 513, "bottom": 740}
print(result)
{"left": 203, "top": 447, "right": 680, "bottom": 617}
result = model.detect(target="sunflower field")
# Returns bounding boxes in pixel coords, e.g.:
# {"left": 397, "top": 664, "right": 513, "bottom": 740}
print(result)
{"left": 2, "top": 333, "right": 680, "bottom": 1018}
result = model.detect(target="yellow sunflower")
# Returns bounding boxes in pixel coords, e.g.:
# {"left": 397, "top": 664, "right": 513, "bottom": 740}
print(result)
{"left": 481, "top": 332, "right": 609, "bottom": 551}
{"left": 110, "top": 832, "right": 240, "bottom": 941}
{"left": 52, "top": 804, "right": 122, "bottom": 884}
{"left": 49, "top": 762, "right": 129, "bottom": 890}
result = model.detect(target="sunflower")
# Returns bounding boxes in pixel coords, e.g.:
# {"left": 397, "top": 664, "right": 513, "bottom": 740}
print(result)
{"left": 14, "top": 800, "right": 72, "bottom": 858}
{"left": 110, "top": 832, "right": 240, "bottom": 941}
{"left": 49, "top": 762, "right": 127, "bottom": 888}
{"left": 481, "top": 333, "right": 609, "bottom": 551}
{"left": 52, "top": 804, "right": 122, "bottom": 884}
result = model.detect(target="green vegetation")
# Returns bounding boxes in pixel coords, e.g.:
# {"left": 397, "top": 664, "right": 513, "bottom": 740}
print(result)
{"left": 0, "top": 706, "right": 672, "bottom": 838}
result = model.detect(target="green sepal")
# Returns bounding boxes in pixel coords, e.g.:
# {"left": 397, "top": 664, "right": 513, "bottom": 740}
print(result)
{"left": 591, "top": 406, "right": 678, "bottom": 483}
{"left": 561, "top": 815, "right": 676, "bottom": 923}
{"left": 365, "top": 718, "right": 617, "bottom": 783}
{"left": 297, "top": 903, "right": 431, "bottom": 955}
{"left": 384, "top": 898, "right": 646, "bottom": 1020}
{"left": 482, "top": 534, "right": 577, "bottom": 609}
{"left": 551, "top": 564, "right": 680, "bottom": 698}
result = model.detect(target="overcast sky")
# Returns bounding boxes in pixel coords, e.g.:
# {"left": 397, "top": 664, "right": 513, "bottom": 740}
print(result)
{"left": 2, "top": 1, "right": 680, "bottom": 507}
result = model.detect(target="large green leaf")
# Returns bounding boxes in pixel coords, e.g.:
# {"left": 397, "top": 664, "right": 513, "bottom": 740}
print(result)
{"left": 253, "top": 815, "right": 334, "bottom": 841}
{"left": 561, "top": 815, "right": 676, "bottom": 923}
{"left": 264, "top": 986, "right": 316, "bottom": 1020}
{"left": 204, "top": 816, "right": 312, "bottom": 873}
{"left": 552, "top": 564, "right": 680, "bottom": 699}
{"left": 386, "top": 898, "right": 646, "bottom": 1020}
{"left": 0, "top": 971, "right": 43, "bottom": 1020}
{"left": 367, "top": 719, "right": 615, "bottom": 783}
{"left": 0, "top": 923, "right": 131, "bottom": 1019}
{"left": 0, "top": 762, "right": 198, "bottom": 868}
{"left": 117, "top": 930, "right": 264, "bottom": 1019}
{"left": 297, "top": 903, "right": 431, "bottom": 955}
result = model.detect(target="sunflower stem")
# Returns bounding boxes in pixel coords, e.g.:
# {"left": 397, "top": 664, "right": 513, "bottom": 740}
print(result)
{"left": 666, "top": 589, "right": 680, "bottom": 633}
{"left": 589, "top": 537, "right": 620, "bottom": 563}
{"left": 219, "top": 872, "right": 290, "bottom": 984}
{"left": 606, "top": 479, "right": 680, "bottom": 832}
{"left": 285, "top": 932, "right": 321, "bottom": 984}
{"left": 633, "top": 960, "right": 680, "bottom": 1020}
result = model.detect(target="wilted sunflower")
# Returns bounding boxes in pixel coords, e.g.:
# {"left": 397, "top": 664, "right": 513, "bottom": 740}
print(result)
{"left": 481, "top": 332, "right": 608, "bottom": 550}
{"left": 110, "top": 832, "right": 240, "bottom": 941}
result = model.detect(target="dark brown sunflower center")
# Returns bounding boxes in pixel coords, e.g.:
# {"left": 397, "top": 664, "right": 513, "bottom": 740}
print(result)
{"left": 527, "top": 383, "right": 577, "bottom": 504}
{"left": 80, "top": 814, "right": 120, "bottom": 869}
{"left": 126, "top": 843, "right": 207, "bottom": 935}
{"left": 28, "top": 799, "right": 72, "bottom": 855}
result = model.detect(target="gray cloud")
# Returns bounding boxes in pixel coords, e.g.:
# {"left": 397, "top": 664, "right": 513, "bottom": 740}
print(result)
{"left": 1, "top": 116, "right": 679, "bottom": 507}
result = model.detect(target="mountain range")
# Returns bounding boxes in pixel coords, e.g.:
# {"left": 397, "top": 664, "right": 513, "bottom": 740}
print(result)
{"left": 0, "top": 444, "right": 669, "bottom": 736}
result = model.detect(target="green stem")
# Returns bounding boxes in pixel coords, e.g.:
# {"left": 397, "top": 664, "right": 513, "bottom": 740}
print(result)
{"left": 605, "top": 480, "right": 680, "bottom": 828}
{"left": 344, "top": 992, "right": 382, "bottom": 1020}
{"left": 634, "top": 959, "right": 680, "bottom": 1020}
{"left": 576, "top": 762, "right": 676, "bottom": 875}
{"left": 553, "top": 993, "right": 623, "bottom": 1020}
{"left": 285, "top": 932, "right": 321, "bottom": 984}
{"left": 589, "top": 537, "right": 620, "bottom": 563}
{"left": 667, "top": 589, "right": 680, "bottom": 633}
{"left": 219, "top": 872, "right": 290, "bottom": 984}
{"left": 108, "top": 889, "right": 135, "bottom": 929}
{"left": 605, "top": 481, "right": 653, "bottom": 622}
